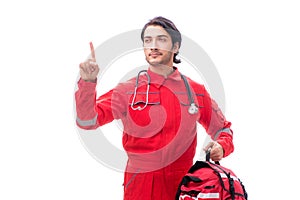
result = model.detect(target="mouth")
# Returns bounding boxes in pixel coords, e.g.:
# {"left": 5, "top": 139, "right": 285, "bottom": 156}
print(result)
{"left": 149, "top": 52, "right": 162, "bottom": 58}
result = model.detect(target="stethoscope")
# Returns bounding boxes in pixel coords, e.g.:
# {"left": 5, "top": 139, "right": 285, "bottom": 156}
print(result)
{"left": 130, "top": 70, "right": 199, "bottom": 114}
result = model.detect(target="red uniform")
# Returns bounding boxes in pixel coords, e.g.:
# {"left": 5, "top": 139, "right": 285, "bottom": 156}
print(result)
{"left": 75, "top": 67, "right": 234, "bottom": 200}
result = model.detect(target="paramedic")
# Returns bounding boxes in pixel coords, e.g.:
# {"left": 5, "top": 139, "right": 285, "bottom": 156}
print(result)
{"left": 75, "top": 16, "right": 234, "bottom": 200}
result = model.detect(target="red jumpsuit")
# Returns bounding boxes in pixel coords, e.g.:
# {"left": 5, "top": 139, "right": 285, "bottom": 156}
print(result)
{"left": 75, "top": 67, "right": 234, "bottom": 200}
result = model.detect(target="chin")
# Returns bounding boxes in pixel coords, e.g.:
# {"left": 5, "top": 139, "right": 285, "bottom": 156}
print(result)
{"left": 147, "top": 58, "right": 159, "bottom": 65}
{"left": 148, "top": 61, "right": 162, "bottom": 67}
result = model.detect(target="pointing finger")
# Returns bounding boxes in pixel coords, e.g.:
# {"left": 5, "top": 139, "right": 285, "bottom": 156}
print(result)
{"left": 90, "top": 41, "right": 96, "bottom": 61}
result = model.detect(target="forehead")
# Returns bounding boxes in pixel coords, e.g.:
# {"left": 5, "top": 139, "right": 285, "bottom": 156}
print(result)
{"left": 143, "top": 25, "right": 170, "bottom": 37}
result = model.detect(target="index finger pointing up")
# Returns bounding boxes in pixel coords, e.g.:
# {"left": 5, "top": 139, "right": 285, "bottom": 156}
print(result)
{"left": 89, "top": 41, "right": 96, "bottom": 60}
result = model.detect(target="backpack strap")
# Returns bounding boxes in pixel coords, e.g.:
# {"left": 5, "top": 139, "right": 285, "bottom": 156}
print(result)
{"left": 205, "top": 150, "right": 248, "bottom": 199}
{"left": 206, "top": 162, "right": 235, "bottom": 200}
{"left": 208, "top": 162, "right": 249, "bottom": 200}
{"left": 205, "top": 149, "right": 220, "bottom": 165}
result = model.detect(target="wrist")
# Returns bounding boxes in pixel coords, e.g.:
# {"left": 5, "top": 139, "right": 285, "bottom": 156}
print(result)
{"left": 83, "top": 78, "right": 97, "bottom": 83}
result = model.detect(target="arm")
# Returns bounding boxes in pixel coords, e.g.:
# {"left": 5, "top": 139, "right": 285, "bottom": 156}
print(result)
{"left": 75, "top": 79, "right": 126, "bottom": 129}
{"left": 75, "top": 42, "right": 117, "bottom": 129}
{"left": 75, "top": 42, "right": 100, "bottom": 129}
{"left": 75, "top": 79, "right": 99, "bottom": 129}
{"left": 199, "top": 86, "right": 234, "bottom": 160}
{"left": 75, "top": 42, "right": 127, "bottom": 130}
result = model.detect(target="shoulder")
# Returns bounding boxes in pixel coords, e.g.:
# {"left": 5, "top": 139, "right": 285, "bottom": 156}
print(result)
{"left": 113, "top": 76, "right": 136, "bottom": 92}
{"left": 181, "top": 74, "right": 207, "bottom": 94}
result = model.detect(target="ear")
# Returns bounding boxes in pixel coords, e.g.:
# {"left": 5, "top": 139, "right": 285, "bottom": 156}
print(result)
{"left": 172, "top": 42, "right": 180, "bottom": 54}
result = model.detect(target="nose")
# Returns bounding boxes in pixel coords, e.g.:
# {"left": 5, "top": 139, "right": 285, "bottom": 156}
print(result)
{"left": 145, "top": 39, "right": 159, "bottom": 49}
{"left": 150, "top": 46, "right": 158, "bottom": 51}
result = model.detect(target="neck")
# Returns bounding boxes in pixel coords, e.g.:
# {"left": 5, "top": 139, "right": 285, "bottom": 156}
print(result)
{"left": 149, "top": 65, "right": 174, "bottom": 78}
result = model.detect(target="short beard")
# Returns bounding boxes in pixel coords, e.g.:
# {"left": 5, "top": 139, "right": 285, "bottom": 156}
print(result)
{"left": 146, "top": 51, "right": 173, "bottom": 67}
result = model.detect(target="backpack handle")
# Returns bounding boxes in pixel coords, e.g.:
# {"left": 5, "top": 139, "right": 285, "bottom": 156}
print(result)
{"left": 205, "top": 149, "right": 220, "bottom": 165}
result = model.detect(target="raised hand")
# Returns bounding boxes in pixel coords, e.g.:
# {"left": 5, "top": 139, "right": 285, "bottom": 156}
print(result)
{"left": 79, "top": 42, "right": 100, "bottom": 82}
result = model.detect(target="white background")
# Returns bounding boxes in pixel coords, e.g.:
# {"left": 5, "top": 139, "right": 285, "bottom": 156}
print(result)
{"left": 1, "top": 0, "right": 299, "bottom": 199}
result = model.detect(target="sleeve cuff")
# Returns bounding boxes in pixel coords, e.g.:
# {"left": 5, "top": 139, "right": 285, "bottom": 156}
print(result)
{"left": 78, "top": 78, "right": 97, "bottom": 89}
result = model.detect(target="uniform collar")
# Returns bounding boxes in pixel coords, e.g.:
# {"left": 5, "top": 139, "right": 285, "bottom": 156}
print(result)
{"left": 147, "top": 66, "right": 182, "bottom": 87}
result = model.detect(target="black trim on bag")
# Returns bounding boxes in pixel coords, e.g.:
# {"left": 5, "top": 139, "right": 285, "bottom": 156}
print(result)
{"left": 175, "top": 161, "right": 248, "bottom": 200}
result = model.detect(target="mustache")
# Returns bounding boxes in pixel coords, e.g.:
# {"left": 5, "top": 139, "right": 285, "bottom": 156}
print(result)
{"left": 148, "top": 51, "right": 163, "bottom": 56}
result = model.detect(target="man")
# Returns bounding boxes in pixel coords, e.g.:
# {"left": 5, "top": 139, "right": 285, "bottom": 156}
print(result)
{"left": 75, "top": 16, "right": 234, "bottom": 200}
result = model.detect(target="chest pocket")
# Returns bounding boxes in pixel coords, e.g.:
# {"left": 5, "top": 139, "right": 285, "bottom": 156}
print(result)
{"left": 128, "top": 85, "right": 161, "bottom": 109}
{"left": 125, "top": 86, "right": 164, "bottom": 136}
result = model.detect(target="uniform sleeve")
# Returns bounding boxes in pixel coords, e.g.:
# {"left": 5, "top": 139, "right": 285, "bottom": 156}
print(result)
{"left": 75, "top": 79, "right": 127, "bottom": 130}
{"left": 198, "top": 86, "right": 234, "bottom": 157}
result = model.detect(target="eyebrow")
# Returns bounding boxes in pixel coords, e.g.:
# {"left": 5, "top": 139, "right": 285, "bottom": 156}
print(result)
{"left": 143, "top": 34, "right": 169, "bottom": 38}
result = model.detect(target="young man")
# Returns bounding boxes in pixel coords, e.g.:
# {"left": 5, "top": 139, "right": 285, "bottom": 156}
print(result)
{"left": 75, "top": 16, "right": 234, "bottom": 200}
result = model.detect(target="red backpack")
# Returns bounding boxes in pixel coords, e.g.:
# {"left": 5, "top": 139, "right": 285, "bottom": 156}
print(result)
{"left": 176, "top": 152, "right": 248, "bottom": 200}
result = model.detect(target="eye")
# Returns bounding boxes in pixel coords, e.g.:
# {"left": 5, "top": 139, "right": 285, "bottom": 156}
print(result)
{"left": 144, "top": 38, "right": 151, "bottom": 43}
{"left": 158, "top": 37, "right": 167, "bottom": 42}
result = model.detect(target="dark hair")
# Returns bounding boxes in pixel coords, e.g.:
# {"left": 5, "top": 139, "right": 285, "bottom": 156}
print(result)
{"left": 141, "top": 16, "right": 182, "bottom": 64}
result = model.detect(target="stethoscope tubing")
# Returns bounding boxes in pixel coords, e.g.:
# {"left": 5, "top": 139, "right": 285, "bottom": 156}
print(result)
{"left": 131, "top": 70, "right": 150, "bottom": 111}
{"left": 130, "top": 70, "right": 198, "bottom": 114}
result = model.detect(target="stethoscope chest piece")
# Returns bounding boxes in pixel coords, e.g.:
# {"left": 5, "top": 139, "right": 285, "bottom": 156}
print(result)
{"left": 188, "top": 103, "right": 198, "bottom": 114}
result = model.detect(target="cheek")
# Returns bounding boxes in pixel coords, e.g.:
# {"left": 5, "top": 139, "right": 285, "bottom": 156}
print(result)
{"left": 144, "top": 48, "right": 150, "bottom": 55}
{"left": 160, "top": 43, "right": 174, "bottom": 52}
{"left": 160, "top": 48, "right": 173, "bottom": 56}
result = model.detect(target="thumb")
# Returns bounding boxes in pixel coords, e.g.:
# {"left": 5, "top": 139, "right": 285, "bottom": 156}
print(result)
{"left": 203, "top": 141, "right": 215, "bottom": 152}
